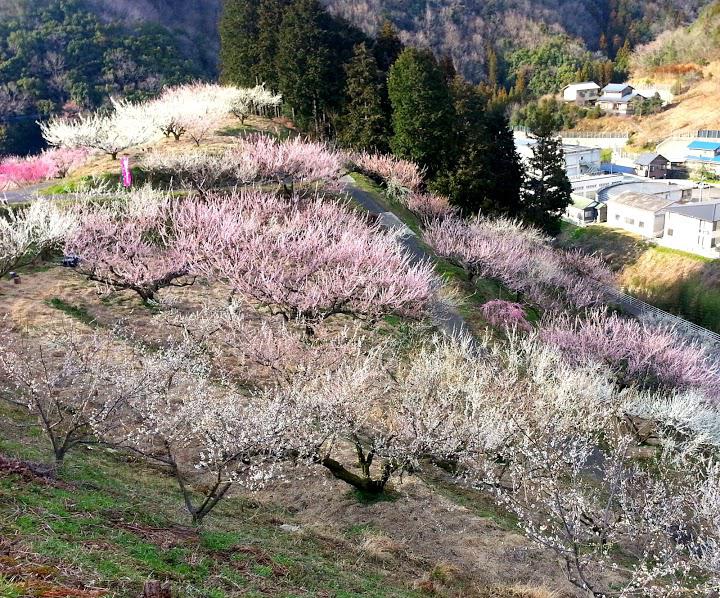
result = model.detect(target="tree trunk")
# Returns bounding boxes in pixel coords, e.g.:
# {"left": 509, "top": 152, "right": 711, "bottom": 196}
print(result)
{"left": 320, "top": 456, "right": 387, "bottom": 494}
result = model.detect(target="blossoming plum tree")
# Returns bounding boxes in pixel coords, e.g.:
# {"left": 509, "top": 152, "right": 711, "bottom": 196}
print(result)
{"left": 173, "top": 191, "right": 435, "bottom": 321}
{"left": 0, "top": 200, "right": 76, "bottom": 278}
{"left": 65, "top": 188, "right": 192, "bottom": 303}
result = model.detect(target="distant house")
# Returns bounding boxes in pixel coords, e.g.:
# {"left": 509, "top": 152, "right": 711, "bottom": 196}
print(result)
{"left": 606, "top": 192, "right": 678, "bottom": 238}
{"left": 633, "top": 153, "right": 670, "bottom": 179}
{"left": 686, "top": 140, "right": 720, "bottom": 176}
{"left": 562, "top": 82, "right": 601, "bottom": 105}
{"left": 564, "top": 194, "right": 607, "bottom": 226}
{"left": 514, "top": 139, "right": 601, "bottom": 179}
{"left": 662, "top": 201, "right": 720, "bottom": 258}
{"left": 597, "top": 83, "right": 645, "bottom": 116}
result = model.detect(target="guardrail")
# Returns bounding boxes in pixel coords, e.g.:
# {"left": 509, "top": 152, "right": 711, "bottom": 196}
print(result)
{"left": 604, "top": 286, "right": 720, "bottom": 345}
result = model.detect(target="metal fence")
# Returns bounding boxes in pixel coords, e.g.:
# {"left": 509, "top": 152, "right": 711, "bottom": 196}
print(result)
{"left": 604, "top": 286, "right": 720, "bottom": 346}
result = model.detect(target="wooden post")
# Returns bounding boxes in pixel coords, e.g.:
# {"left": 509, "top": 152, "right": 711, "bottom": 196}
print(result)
{"left": 142, "top": 581, "right": 172, "bottom": 598}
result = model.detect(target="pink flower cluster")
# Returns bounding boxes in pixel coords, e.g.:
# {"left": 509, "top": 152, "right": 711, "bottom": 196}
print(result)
{"left": 480, "top": 300, "right": 532, "bottom": 332}
{"left": 68, "top": 188, "right": 434, "bottom": 319}
{"left": 424, "top": 216, "right": 615, "bottom": 312}
{"left": 351, "top": 152, "right": 424, "bottom": 193}
{"left": 175, "top": 190, "right": 435, "bottom": 320}
{"left": 405, "top": 191, "right": 455, "bottom": 221}
{"left": 541, "top": 310, "right": 720, "bottom": 400}
{"left": 0, "top": 148, "right": 88, "bottom": 190}
{"left": 66, "top": 192, "right": 189, "bottom": 302}
{"left": 234, "top": 134, "right": 343, "bottom": 184}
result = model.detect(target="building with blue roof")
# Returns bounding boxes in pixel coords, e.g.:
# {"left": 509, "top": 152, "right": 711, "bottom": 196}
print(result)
{"left": 686, "top": 140, "right": 720, "bottom": 175}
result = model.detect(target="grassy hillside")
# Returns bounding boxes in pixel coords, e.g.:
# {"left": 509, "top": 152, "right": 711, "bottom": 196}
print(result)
{"left": 560, "top": 224, "right": 720, "bottom": 332}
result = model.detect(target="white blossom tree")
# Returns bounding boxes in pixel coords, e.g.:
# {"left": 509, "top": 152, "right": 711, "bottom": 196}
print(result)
{"left": 0, "top": 200, "right": 76, "bottom": 278}
{"left": 40, "top": 98, "right": 157, "bottom": 159}
{"left": 0, "top": 326, "right": 145, "bottom": 466}
{"left": 228, "top": 85, "right": 282, "bottom": 124}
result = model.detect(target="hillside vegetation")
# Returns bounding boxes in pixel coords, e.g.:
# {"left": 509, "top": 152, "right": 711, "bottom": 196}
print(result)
{"left": 561, "top": 224, "right": 720, "bottom": 332}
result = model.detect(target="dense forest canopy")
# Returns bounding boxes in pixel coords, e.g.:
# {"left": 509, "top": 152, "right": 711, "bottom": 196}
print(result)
{"left": 0, "top": 0, "right": 208, "bottom": 155}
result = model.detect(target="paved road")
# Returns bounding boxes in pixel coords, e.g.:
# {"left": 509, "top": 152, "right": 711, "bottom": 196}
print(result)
{"left": 1, "top": 182, "right": 54, "bottom": 204}
{"left": 341, "top": 175, "right": 473, "bottom": 341}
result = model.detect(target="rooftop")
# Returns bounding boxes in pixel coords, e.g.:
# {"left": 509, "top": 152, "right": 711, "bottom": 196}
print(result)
{"left": 564, "top": 82, "right": 601, "bottom": 90}
{"left": 597, "top": 92, "right": 643, "bottom": 104}
{"left": 602, "top": 83, "right": 632, "bottom": 93}
{"left": 608, "top": 191, "right": 678, "bottom": 212}
{"left": 634, "top": 152, "right": 667, "bottom": 166}
{"left": 667, "top": 201, "right": 720, "bottom": 222}
{"left": 687, "top": 140, "right": 720, "bottom": 151}
{"left": 570, "top": 194, "right": 598, "bottom": 209}
{"left": 687, "top": 155, "right": 720, "bottom": 164}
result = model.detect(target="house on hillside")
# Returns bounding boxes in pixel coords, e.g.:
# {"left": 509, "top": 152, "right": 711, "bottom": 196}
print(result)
{"left": 562, "top": 82, "right": 601, "bottom": 105}
{"left": 564, "top": 194, "right": 607, "bottom": 226}
{"left": 662, "top": 201, "right": 720, "bottom": 258}
{"left": 597, "top": 83, "right": 645, "bottom": 116}
{"left": 633, "top": 153, "right": 670, "bottom": 179}
{"left": 606, "top": 192, "right": 678, "bottom": 238}
{"left": 686, "top": 141, "right": 720, "bottom": 176}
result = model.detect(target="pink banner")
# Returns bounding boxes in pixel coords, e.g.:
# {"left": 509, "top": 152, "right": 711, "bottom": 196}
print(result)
{"left": 120, "top": 157, "right": 132, "bottom": 188}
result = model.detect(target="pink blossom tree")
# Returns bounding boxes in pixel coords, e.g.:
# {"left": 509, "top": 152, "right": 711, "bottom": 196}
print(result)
{"left": 65, "top": 189, "right": 192, "bottom": 303}
{"left": 350, "top": 151, "right": 425, "bottom": 195}
{"left": 173, "top": 191, "right": 435, "bottom": 321}
{"left": 480, "top": 300, "right": 532, "bottom": 331}
{"left": 424, "top": 215, "right": 614, "bottom": 312}
{"left": 540, "top": 310, "right": 720, "bottom": 400}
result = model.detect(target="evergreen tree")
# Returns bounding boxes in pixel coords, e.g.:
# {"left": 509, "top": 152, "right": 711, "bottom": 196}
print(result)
{"left": 255, "top": 0, "right": 290, "bottom": 90}
{"left": 374, "top": 20, "right": 404, "bottom": 72}
{"left": 387, "top": 48, "right": 454, "bottom": 178}
{"left": 338, "top": 43, "right": 388, "bottom": 151}
{"left": 219, "top": 0, "right": 260, "bottom": 86}
{"left": 276, "top": 0, "right": 332, "bottom": 132}
{"left": 434, "top": 79, "right": 522, "bottom": 217}
{"left": 521, "top": 102, "right": 572, "bottom": 234}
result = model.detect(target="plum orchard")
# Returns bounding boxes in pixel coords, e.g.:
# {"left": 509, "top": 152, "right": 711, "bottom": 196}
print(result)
{"left": 2, "top": 140, "right": 720, "bottom": 594}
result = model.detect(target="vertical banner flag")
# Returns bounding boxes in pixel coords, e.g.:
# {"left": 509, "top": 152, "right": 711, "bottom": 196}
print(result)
{"left": 120, "top": 157, "right": 132, "bottom": 188}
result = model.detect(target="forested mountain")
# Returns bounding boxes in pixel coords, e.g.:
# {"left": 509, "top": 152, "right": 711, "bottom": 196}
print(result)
{"left": 2, "top": 0, "right": 709, "bottom": 85}
{"left": 321, "top": 0, "right": 713, "bottom": 82}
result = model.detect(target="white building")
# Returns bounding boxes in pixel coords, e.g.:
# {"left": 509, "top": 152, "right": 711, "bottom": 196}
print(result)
{"left": 562, "top": 82, "right": 601, "bottom": 105}
{"left": 661, "top": 201, "right": 720, "bottom": 258}
{"left": 570, "top": 173, "right": 628, "bottom": 196}
{"left": 515, "top": 138, "right": 601, "bottom": 178}
{"left": 562, "top": 145, "right": 602, "bottom": 177}
{"left": 606, "top": 192, "right": 678, "bottom": 238}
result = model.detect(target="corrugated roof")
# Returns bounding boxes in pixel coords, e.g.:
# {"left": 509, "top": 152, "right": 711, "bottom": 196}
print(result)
{"left": 667, "top": 201, "right": 720, "bottom": 222}
{"left": 597, "top": 92, "right": 643, "bottom": 104}
{"left": 603, "top": 83, "right": 632, "bottom": 93}
{"left": 608, "top": 191, "right": 678, "bottom": 212}
{"left": 688, "top": 140, "right": 720, "bottom": 151}
{"left": 634, "top": 152, "right": 667, "bottom": 166}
